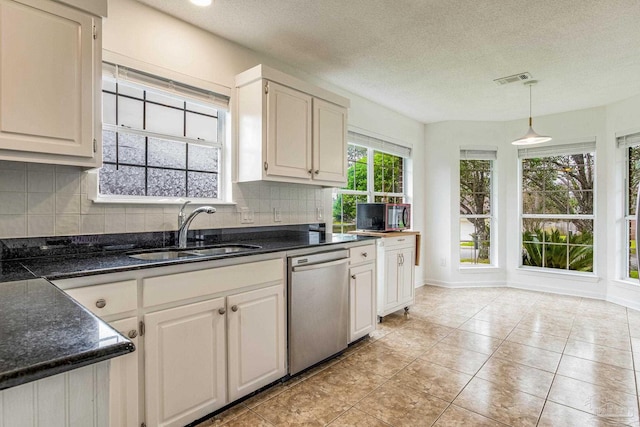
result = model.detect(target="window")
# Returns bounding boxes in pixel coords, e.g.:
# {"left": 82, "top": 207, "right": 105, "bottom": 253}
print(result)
{"left": 519, "top": 142, "right": 596, "bottom": 272}
{"left": 459, "top": 148, "right": 496, "bottom": 266}
{"left": 99, "top": 63, "right": 228, "bottom": 200}
{"left": 619, "top": 132, "right": 640, "bottom": 280}
{"left": 333, "top": 132, "right": 411, "bottom": 233}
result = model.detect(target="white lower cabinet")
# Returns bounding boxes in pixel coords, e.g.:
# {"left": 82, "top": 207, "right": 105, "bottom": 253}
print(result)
{"left": 348, "top": 243, "right": 376, "bottom": 343}
{"left": 108, "top": 317, "right": 140, "bottom": 427}
{"left": 227, "top": 284, "right": 285, "bottom": 401}
{"left": 377, "top": 235, "right": 416, "bottom": 318}
{"left": 145, "top": 298, "right": 227, "bottom": 427}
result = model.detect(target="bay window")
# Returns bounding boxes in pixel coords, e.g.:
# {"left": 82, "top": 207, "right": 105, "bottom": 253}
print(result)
{"left": 619, "top": 132, "right": 640, "bottom": 280}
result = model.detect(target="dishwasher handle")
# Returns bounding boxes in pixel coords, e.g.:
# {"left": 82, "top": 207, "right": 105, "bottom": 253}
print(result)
{"left": 291, "top": 257, "right": 349, "bottom": 272}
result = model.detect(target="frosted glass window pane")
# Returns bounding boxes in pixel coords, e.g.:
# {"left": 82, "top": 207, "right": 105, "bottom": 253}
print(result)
{"left": 188, "top": 172, "right": 217, "bottom": 198}
{"left": 102, "top": 130, "right": 116, "bottom": 163}
{"left": 148, "top": 138, "right": 186, "bottom": 169}
{"left": 118, "top": 97, "right": 143, "bottom": 129}
{"left": 103, "top": 93, "right": 116, "bottom": 125}
{"left": 186, "top": 102, "right": 218, "bottom": 116}
{"left": 118, "top": 83, "right": 144, "bottom": 99}
{"left": 188, "top": 144, "right": 218, "bottom": 172}
{"left": 148, "top": 168, "right": 186, "bottom": 197}
{"left": 146, "top": 103, "right": 183, "bottom": 137}
{"left": 118, "top": 133, "right": 146, "bottom": 166}
{"left": 146, "top": 91, "right": 184, "bottom": 108}
{"left": 185, "top": 112, "right": 217, "bottom": 142}
{"left": 99, "top": 164, "right": 145, "bottom": 196}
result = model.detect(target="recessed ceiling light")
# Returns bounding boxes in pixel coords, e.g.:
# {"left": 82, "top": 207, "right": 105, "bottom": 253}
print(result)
{"left": 190, "top": 0, "right": 212, "bottom": 6}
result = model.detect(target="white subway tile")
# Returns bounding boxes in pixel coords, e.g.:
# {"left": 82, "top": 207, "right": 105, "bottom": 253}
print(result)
{"left": 27, "top": 171, "right": 55, "bottom": 193}
{"left": 144, "top": 214, "right": 165, "bottom": 232}
{"left": 125, "top": 214, "right": 145, "bottom": 232}
{"left": 0, "top": 192, "right": 26, "bottom": 214}
{"left": 27, "top": 193, "right": 55, "bottom": 214}
{"left": 55, "top": 215, "right": 80, "bottom": 235}
{"left": 0, "top": 170, "right": 26, "bottom": 192}
{"left": 0, "top": 214, "right": 26, "bottom": 238}
{"left": 105, "top": 213, "right": 126, "bottom": 233}
{"left": 80, "top": 195, "right": 104, "bottom": 215}
{"left": 0, "top": 161, "right": 26, "bottom": 171}
{"left": 28, "top": 215, "right": 54, "bottom": 237}
{"left": 80, "top": 215, "right": 105, "bottom": 234}
{"left": 55, "top": 172, "right": 81, "bottom": 194}
{"left": 55, "top": 193, "right": 81, "bottom": 214}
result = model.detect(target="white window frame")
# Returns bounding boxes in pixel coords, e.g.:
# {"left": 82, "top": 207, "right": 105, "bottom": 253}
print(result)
{"left": 333, "top": 131, "right": 411, "bottom": 233}
{"left": 518, "top": 140, "right": 597, "bottom": 274}
{"left": 618, "top": 131, "right": 640, "bottom": 282}
{"left": 459, "top": 147, "right": 497, "bottom": 268}
{"left": 88, "top": 62, "right": 232, "bottom": 205}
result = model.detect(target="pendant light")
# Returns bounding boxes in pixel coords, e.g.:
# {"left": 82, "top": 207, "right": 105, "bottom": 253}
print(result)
{"left": 511, "top": 80, "right": 552, "bottom": 146}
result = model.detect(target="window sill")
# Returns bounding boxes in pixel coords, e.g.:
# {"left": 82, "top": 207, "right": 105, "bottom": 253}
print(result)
{"left": 612, "top": 279, "right": 640, "bottom": 288}
{"left": 90, "top": 196, "right": 236, "bottom": 206}
{"left": 516, "top": 266, "right": 599, "bottom": 282}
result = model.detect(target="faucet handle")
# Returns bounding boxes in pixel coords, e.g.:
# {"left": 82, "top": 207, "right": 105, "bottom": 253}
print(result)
{"left": 179, "top": 200, "right": 191, "bottom": 212}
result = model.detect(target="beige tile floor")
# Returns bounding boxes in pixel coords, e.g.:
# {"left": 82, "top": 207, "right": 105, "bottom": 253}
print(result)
{"left": 196, "top": 285, "right": 640, "bottom": 426}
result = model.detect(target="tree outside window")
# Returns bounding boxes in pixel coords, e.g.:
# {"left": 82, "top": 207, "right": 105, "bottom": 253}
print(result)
{"left": 460, "top": 159, "right": 493, "bottom": 265}
{"left": 521, "top": 152, "right": 595, "bottom": 272}
{"left": 625, "top": 144, "right": 640, "bottom": 279}
{"left": 333, "top": 144, "right": 406, "bottom": 233}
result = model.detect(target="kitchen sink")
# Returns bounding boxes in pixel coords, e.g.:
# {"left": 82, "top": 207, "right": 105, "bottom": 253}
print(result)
{"left": 128, "top": 244, "right": 262, "bottom": 261}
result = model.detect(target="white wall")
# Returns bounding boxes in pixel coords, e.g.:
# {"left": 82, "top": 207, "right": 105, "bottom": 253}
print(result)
{"left": 423, "top": 94, "right": 640, "bottom": 308}
{"left": 0, "top": 0, "right": 426, "bottom": 286}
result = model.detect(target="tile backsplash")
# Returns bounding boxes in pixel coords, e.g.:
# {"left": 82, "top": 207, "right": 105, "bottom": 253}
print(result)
{"left": 0, "top": 161, "right": 330, "bottom": 239}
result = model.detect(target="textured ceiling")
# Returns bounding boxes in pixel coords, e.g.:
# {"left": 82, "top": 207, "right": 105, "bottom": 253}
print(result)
{"left": 135, "top": 0, "right": 640, "bottom": 123}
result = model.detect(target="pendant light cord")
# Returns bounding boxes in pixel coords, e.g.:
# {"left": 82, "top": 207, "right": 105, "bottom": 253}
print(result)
{"left": 528, "top": 82, "right": 533, "bottom": 127}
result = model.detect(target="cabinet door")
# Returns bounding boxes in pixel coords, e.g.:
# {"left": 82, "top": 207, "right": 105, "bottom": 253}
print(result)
{"left": 399, "top": 247, "right": 415, "bottom": 305}
{"left": 109, "top": 317, "right": 139, "bottom": 427}
{"left": 266, "top": 81, "right": 312, "bottom": 179}
{"left": 312, "top": 98, "right": 347, "bottom": 184}
{"left": 349, "top": 263, "right": 376, "bottom": 343}
{"left": 145, "top": 298, "right": 226, "bottom": 427}
{"left": 0, "top": 0, "right": 96, "bottom": 161}
{"left": 227, "top": 284, "right": 285, "bottom": 401}
{"left": 381, "top": 248, "right": 401, "bottom": 311}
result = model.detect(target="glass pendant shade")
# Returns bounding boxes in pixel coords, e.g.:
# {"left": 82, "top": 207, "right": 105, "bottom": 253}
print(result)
{"left": 511, "top": 81, "right": 552, "bottom": 146}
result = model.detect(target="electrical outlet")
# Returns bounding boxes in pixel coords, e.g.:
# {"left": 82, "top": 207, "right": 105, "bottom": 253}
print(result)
{"left": 316, "top": 207, "right": 323, "bottom": 221}
{"left": 273, "top": 207, "right": 282, "bottom": 222}
{"left": 240, "top": 207, "right": 254, "bottom": 224}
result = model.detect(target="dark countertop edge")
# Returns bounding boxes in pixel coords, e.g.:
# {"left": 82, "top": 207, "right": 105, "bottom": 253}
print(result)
{"left": 0, "top": 340, "right": 135, "bottom": 391}
{"left": 37, "top": 235, "right": 380, "bottom": 281}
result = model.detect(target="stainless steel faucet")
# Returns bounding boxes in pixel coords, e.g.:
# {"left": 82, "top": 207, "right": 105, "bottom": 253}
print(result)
{"left": 178, "top": 201, "right": 192, "bottom": 228}
{"left": 177, "top": 205, "right": 216, "bottom": 248}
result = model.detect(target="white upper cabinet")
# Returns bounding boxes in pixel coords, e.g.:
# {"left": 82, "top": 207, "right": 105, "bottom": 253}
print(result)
{"left": 0, "top": 0, "right": 102, "bottom": 167}
{"left": 236, "top": 64, "right": 349, "bottom": 187}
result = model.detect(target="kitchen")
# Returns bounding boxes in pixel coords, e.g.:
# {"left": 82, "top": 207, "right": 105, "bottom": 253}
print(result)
{"left": 1, "top": 0, "right": 640, "bottom": 426}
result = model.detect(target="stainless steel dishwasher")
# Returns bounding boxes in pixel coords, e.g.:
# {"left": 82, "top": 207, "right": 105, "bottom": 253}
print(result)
{"left": 288, "top": 249, "right": 349, "bottom": 375}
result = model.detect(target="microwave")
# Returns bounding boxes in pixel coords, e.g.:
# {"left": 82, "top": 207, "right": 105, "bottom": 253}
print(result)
{"left": 356, "top": 203, "right": 411, "bottom": 232}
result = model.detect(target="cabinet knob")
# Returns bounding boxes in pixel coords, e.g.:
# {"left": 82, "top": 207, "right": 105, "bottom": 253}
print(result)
{"left": 127, "top": 330, "right": 138, "bottom": 339}
{"left": 95, "top": 298, "right": 106, "bottom": 309}
{"left": 314, "top": 170, "right": 320, "bottom": 175}
{"left": 361, "top": 252, "right": 368, "bottom": 257}
{"left": 218, "top": 307, "right": 226, "bottom": 315}
{"left": 231, "top": 305, "right": 239, "bottom": 312}
{"left": 308, "top": 169, "right": 313, "bottom": 174}
{"left": 351, "top": 274, "right": 356, "bottom": 279}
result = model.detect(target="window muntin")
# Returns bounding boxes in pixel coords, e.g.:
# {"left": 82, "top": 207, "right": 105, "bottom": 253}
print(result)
{"left": 460, "top": 158, "right": 494, "bottom": 266}
{"left": 520, "top": 151, "right": 595, "bottom": 272}
{"left": 333, "top": 137, "right": 409, "bottom": 233}
{"left": 99, "top": 73, "right": 224, "bottom": 200}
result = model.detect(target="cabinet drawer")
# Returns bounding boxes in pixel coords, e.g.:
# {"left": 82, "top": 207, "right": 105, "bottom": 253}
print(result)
{"left": 65, "top": 280, "right": 137, "bottom": 317}
{"left": 349, "top": 244, "right": 376, "bottom": 265}
{"left": 380, "top": 235, "right": 415, "bottom": 248}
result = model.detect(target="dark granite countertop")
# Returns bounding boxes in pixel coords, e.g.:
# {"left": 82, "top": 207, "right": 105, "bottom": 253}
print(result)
{"left": 0, "top": 224, "right": 376, "bottom": 391}
{"left": 0, "top": 278, "right": 134, "bottom": 390}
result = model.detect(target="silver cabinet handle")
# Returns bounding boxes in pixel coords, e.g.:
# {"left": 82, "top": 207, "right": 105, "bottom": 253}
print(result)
{"left": 231, "top": 305, "right": 239, "bottom": 312}
{"left": 398, "top": 238, "right": 405, "bottom": 242}
{"left": 128, "top": 329, "right": 138, "bottom": 339}
{"left": 362, "top": 252, "right": 368, "bottom": 257}
{"left": 218, "top": 307, "right": 226, "bottom": 315}
{"left": 95, "top": 298, "right": 106, "bottom": 309}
